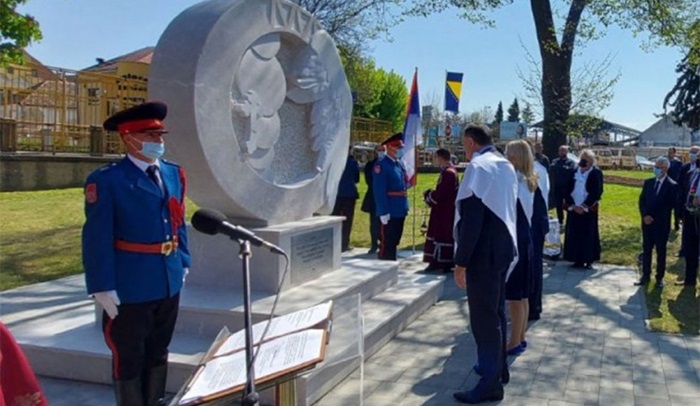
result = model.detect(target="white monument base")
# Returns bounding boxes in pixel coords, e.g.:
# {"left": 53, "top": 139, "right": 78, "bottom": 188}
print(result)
{"left": 187, "top": 216, "right": 344, "bottom": 293}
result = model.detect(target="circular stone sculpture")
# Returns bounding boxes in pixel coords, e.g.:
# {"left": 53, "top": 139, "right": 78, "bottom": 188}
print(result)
{"left": 149, "top": 0, "right": 352, "bottom": 226}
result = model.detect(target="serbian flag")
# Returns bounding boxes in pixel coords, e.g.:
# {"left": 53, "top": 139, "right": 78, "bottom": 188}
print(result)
{"left": 445, "top": 72, "right": 463, "bottom": 113}
{"left": 402, "top": 70, "right": 421, "bottom": 187}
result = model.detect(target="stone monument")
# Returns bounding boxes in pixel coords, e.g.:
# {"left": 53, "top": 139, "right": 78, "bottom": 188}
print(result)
{"left": 149, "top": 0, "right": 352, "bottom": 226}
{"left": 149, "top": 0, "right": 354, "bottom": 293}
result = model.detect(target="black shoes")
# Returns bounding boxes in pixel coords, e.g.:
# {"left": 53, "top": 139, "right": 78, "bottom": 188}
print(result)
{"left": 472, "top": 365, "right": 509, "bottom": 384}
{"left": 453, "top": 387, "right": 505, "bottom": 404}
{"left": 634, "top": 278, "right": 664, "bottom": 288}
{"left": 633, "top": 279, "right": 649, "bottom": 286}
{"left": 674, "top": 280, "right": 696, "bottom": 287}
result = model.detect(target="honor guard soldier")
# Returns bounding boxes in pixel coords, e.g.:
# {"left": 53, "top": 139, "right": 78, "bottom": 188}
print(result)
{"left": 373, "top": 132, "right": 410, "bottom": 260}
{"left": 82, "top": 101, "right": 191, "bottom": 406}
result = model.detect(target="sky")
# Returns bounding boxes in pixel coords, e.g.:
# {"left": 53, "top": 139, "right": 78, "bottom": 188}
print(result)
{"left": 20, "top": 0, "right": 684, "bottom": 131}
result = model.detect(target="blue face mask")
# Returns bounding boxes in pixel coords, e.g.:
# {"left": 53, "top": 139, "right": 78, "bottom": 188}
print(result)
{"left": 395, "top": 148, "right": 405, "bottom": 159}
{"left": 377, "top": 151, "right": 386, "bottom": 159}
{"left": 141, "top": 142, "right": 165, "bottom": 160}
{"left": 691, "top": 153, "right": 698, "bottom": 163}
{"left": 653, "top": 167, "right": 663, "bottom": 178}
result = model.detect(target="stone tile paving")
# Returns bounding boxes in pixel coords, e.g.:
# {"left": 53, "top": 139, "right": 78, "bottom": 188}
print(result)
{"left": 315, "top": 261, "right": 700, "bottom": 406}
{"left": 38, "top": 261, "right": 699, "bottom": 405}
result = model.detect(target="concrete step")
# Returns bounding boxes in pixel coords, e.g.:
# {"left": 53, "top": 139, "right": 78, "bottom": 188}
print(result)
{"left": 298, "top": 269, "right": 444, "bottom": 405}
{"left": 176, "top": 256, "right": 399, "bottom": 337}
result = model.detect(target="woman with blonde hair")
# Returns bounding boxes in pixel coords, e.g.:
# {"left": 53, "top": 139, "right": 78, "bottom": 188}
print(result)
{"left": 564, "top": 149, "right": 604, "bottom": 268}
{"left": 503, "top": 140, "right": 537, "bottom": 355}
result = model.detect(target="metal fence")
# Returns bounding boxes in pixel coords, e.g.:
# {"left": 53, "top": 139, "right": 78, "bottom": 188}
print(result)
{"left": 1, "top": 62, "right": 394, "bottom": 155}
{"left": 350, "top": 117, "right": 393, "bottom": 145}
{"left": 0, "top": 63, "right": 146, "bottom": 155}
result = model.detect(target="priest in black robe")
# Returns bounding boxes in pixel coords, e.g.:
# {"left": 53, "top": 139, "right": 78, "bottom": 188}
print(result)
{"left": 563, "top": 149, "right": 604, "bottom": 269}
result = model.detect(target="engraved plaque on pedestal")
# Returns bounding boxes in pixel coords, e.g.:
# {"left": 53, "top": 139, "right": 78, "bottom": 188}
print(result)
{"left": 290, "top": 228, "right": 333, "bottom": 284}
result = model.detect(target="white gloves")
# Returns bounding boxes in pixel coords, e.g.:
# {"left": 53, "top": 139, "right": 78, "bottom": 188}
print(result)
{"left": 94, "top": 290, "right": 120, "bottom": 319}
{"left": 380, "top": 214, "right": 390, "bottom": 225}
{"left": 183, "top": 268, "right": 190, "bottom": 284}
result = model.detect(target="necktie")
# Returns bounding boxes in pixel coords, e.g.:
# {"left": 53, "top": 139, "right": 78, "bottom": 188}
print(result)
{"left": 654, "top": 180, "right": 661, "bottom": 195}
{"left": 146, "top": 165, "right": 162, "bottom": 193}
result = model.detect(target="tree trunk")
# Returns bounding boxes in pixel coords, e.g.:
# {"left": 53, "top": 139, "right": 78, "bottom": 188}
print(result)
{"left": 530, "top": 0, "right": 585, "bottom": 158}
{"left": 541, "top": 57, "right": 572, "bottom": 158}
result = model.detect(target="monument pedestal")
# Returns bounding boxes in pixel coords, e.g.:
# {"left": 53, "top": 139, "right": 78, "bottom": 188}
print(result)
{"left": 187, "top": 216, "right": 343, "bottom": 293}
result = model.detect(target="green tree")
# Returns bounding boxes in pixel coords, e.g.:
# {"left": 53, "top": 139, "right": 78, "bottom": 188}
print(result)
{"left": 664, "top": 21, "right": 700, "bottom": 131}
{"left": 410, "top": 0, "right": 699, "bottom": 157}
{"left": 372, "top": 69, "right": 408, "bottom": 131}
{"left": 664, "top": 52, "right": 700, "bottom": 130}
{"left": 0, "top": 0, "right": 42, "bottom": 66}
{"left": 507, "top": 98, "right": 520, "bottom": 122}
{"left": 340, "top": 49, "right": 382, "bottom": 117}
{"left": 494, "top": 101, "right": 504, "bottom": 124}
{"left": 522, "top": 102, "right": 535, "bottom": 124}
{"left": 340, "top": 48, "right": 408, "bottom": 129}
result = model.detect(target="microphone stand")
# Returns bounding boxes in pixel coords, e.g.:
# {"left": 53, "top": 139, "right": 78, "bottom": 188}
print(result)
{"left": 238, "top": 239, "right": 259, "bottom": 406}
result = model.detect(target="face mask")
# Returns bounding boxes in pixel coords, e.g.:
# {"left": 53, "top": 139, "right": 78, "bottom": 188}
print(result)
{"left": 690, "top": 153, "right": 698, "bottom": 162}
{"left": 395, "top": 148, "right": 405, "bottom": 159}
{"left": 141, "top": 142, "right": 165, "bottom": 160}
{"left": 653, "top": 168, "right": 663, "bottom": 178}
{"left": 377, "top": 152, "right": 386, "bottom": 159}
{"left": 579, "top": 159, "right": 588, "bottom": 168}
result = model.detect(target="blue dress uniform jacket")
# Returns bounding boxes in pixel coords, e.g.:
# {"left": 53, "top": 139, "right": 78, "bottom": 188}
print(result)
{"left": 82, "top": 156, "right": 191, "bottom": 304}
{"left": 372, "top": 157, "right": 409, "bottom": 218}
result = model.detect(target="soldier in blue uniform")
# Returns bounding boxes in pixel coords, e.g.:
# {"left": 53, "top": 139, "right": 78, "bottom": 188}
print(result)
{"left": 82, "top": 101, "right": 190, "bottom": 406}
{"left": 373, "top": 132, "right": 410, "bottom": 260}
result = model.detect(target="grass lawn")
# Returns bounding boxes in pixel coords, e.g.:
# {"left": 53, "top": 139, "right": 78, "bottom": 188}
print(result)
{"left": 606, "top": 169, "right": 653, "bottom": 180}
{"left": 1, "top": 172, "right": 697, "bottom": 334}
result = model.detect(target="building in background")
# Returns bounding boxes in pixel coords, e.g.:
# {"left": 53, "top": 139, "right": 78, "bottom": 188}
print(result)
{"left": 638, "top": 115, "right": 698, "bottom": 147}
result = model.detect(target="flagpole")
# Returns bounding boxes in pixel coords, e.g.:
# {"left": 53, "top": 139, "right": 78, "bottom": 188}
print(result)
{"left": 412, "top": 67, "right": 418, "bottom": 255}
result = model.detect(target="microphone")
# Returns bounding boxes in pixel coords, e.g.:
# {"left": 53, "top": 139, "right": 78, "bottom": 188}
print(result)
{"left": 191, "top": 209, "right": 285, "bottom": 255}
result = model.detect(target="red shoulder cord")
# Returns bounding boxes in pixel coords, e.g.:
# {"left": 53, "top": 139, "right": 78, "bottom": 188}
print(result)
{"left": 168, "top": 166, "right": 187, "bottom": 238}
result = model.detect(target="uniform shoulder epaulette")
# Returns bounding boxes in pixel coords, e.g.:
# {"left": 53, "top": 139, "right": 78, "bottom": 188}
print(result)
{"left": 86, "top": 162, "right": 115, "bottom": 184}
{"left": 161, "top": 159, "right": 181, "bottom": 168}
{"left": 99, "top": 162, "right": 117, "bottom": 171}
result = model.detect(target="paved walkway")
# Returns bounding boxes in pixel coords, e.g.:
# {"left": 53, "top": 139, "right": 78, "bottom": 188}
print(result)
{"left": 315, "top": 262, "right": 700, "bottom": 406}
{"left": 38, "top": 261, "right": 700, "bottom": 405}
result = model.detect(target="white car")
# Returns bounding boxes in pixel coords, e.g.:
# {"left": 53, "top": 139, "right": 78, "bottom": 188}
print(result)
{"left": 635, "top": 155, "right": 655, "bottom": 170}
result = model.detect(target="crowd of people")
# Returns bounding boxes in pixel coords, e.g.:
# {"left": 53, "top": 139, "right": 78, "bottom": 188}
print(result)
{"left": 338, "top": 125, "right": 700, "bottom": 403}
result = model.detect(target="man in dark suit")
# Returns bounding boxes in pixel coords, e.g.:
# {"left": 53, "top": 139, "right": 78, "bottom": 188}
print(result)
{"left": 549, "top": 145, "right": 576, "bottom": 226}
{"left": 667, "top": 148, "right": 683, "bottom": 230}
{"left": 677, "top": 149, "right": 700, "bottom": 287}
{"left": 533, "top": 142, "right": 550, "bottom": 170}
{"left": 332, "top": 148, "right": 360, "bottom": 252}
{"left": 361, "top": 145, "right": 384, "bottom": 254}
{"left": 676, "top": 145, "right": 699, "bottom": 257}
{"left": 636, "top": 157, "right": 678, "bottom": 288}
{"left": 453, "top": 124, "right": 518, "bottom": 404}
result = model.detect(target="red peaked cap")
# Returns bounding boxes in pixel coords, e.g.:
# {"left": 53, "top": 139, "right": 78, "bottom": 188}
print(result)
{"left": 103, "top": 101, "right": 168, "bottom": 135}
{"left": 382, "top": 132, "right": 404, "bottom": 148}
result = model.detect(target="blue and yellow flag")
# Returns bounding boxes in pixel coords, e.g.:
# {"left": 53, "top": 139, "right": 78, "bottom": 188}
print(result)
{"left": 445, "top": 72, "right": 463, "bottom": 113}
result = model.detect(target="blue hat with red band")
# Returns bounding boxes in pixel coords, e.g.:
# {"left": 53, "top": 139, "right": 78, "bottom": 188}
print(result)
{"left": 103, "top": 101, "right": 168, "bottom": 135}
